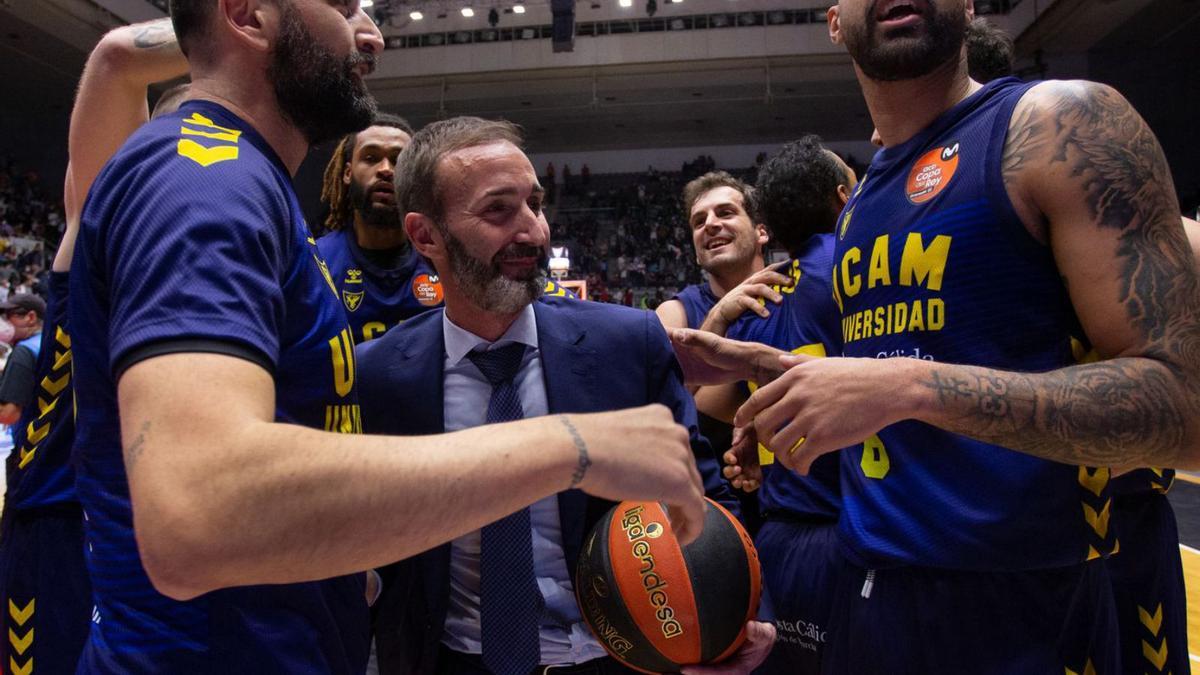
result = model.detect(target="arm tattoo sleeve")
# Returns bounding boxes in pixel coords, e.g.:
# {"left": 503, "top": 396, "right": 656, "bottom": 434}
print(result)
{"left": 921, "top": 82, "right": 1200, "bottom": 468}
{"left": 133, "top": 19, "right": 177, "bottom": 50}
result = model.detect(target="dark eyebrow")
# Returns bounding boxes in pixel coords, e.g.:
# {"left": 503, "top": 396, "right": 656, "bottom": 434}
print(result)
{"left": 483, "top": 184, "right": 545, "bottom": 198}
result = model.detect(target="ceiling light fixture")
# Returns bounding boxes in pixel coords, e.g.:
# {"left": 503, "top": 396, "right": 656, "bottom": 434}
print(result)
{"left": 513, "top": 3, "right": 526, "bottom": 12}
{"left": 361, "top": 0, "right": 374, "bottom": 6}
{"left": 619, "top": 0, "right": 633, "bottom": 7}
{"left": 461, "top": 6, "right": 475, "bottom": 16}
{"left": 410, "top": 10, "right": 424, "bottom": 19}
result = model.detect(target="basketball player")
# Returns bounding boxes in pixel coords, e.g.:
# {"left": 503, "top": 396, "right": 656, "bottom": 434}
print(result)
{"left": 359, "top": 115, "right": 773, "bottom": 675}
{"left": 670, "top": 0, "right": 1200, "bottom": 671}
{"left": 655, "top": 172, "right": 788, "bottom": 334}
{"left": 692, "top": 136, "right": 855, "bottom": 675}
{"left": 0, "top": 17, "right": 188, "bottom": 675}
{"left": 68, "top": 2, "right": 706, "bottom": 671}
{"left": 317, "top": 113, "right": 447, "bottom": 343}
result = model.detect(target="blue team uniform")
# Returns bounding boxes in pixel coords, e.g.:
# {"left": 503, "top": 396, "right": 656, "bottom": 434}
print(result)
{"left": 672, "top": 283, "right": 718, "bottom": 330}
{"left": 0, "top": 272, "right": 90, "bottom": 675}
{"left": 70, "top": 101, "right": 367, "bottom": 673}
{"left": 1107, "top": 470, "right": 1189, "bottom": 675}
{"left": 725, "top": 235, "right": 843, "bottom": 675}
{"left": 316, "top": 228, "right": 442, "bottom": 344}
{"left": 825, "top": 78, "right": 1119, "bottom": 674}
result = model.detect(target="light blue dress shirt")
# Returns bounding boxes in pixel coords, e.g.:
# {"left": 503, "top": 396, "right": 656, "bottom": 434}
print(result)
{"left": 440, "top": 304, "right": 608, "bottom": 665}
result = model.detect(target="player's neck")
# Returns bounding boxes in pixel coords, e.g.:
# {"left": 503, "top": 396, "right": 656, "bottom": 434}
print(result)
{"left": 444, "top": 297, "right": 524, "bottom": 343}
{"left": 861, "top": 56, "right": 980, "bottom": 149}
{"left": 707, "top": 256, "right": 764, "bottom": 299}
{"left": 185, "top": 77, "right": 309, "bottom": 175}
{"left": 352, "top": 217, "right": 408, "bottom": 250}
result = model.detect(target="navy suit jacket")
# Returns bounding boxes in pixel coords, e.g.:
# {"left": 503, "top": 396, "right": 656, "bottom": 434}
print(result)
{"left": 356, "top": 295, "right": 736, "bottom": 675}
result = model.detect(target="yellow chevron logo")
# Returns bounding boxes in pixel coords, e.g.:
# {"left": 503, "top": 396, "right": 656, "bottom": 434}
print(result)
{"left": 9, "top": 656, "right": 31, "bottom": 675}
{"left": 177, "top": 139, "right": 238, "bottom": 167}
{"left": 8, "top": 599, "right": 33, "bottom": 625}
{"left": 181, "top": 127, "right": 240, "bottom": 142}
{"left": 53, "top": 349, "right": 71, "bottom": 371}
{"left": 55, "top": 325, "right": 70, "bottom": 348}
{"left": 37, "top": 397, "right": 58, "bottom": 419}
{"left": 1077, "top": 466, "right": 1109, "bottom": 497}
{"left": 1081, "top": 499, "right": 1111, "bottom": 538}
{"left": 1064, "top": 659, "right": 1096, "bottom": 675}
{"left": 1139, "top": 603, "right": 1164, "bottom": 636}
{"left": 8, "top": 627, "right": 31, "bottom": 654}
{"left": 42, "top": 373, "right": 68, "bottom": 397}
{"left": 1142, "top": 636, "right": 1168, "bottom": 670}
{"left": 182, "top": 112, "right": 241, "bottom": 136}
{"left": 25, "top": 421, "right": 49, "bottom": 445}
{"left": 18, "top": 446, "right": 37, "bottom": 470}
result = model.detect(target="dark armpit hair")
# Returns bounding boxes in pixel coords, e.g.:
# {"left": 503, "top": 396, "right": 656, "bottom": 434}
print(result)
{"left": 393, "top": 116, "right": 524, "bottom": 223}
{"left": 755, "top": 134, "right": 851, "bottom": 256}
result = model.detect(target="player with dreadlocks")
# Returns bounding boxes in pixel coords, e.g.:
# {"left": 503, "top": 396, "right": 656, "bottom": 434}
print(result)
{"left": 317, "top": 112, "right": 446, "bottom": 344}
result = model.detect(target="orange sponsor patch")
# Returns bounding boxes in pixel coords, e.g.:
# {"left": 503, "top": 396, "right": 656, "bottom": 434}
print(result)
{"left": 906, "top": 142, "right": 960, "bottom": 204}
{"left": 412, "top": 273, "right": 444, "bottom": 307}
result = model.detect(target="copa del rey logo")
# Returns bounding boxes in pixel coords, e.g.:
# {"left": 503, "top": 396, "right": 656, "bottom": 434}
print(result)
{"left": 906, "top": 142, "right": 960, "bottom": 204}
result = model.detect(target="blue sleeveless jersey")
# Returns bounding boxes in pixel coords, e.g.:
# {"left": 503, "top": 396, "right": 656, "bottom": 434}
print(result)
{"left": 830, "top": 78, "right": 1115, "bottom": 570}
{"left": 315, "top": 228, "right": 442, "bottom": 343}
{"left": 5, "top": 272, "right": 76, "bottom": 510}
{"left": 673, "top": 283, "right": 718, "bottom": 329}
{"left": 70, "top": 101, "right": 367, "bottom": 672}
{"left": 727, "top": 235, "right": 843, "bottom": 521}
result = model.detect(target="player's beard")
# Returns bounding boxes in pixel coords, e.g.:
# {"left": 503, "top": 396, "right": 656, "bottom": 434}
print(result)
{"left": 441, "top": 226, "right": 546, "bottom": 314}
{"left": 269, "top": 2, "right": 377, "bottom": 145}
{"left": 842, "top": 1, "right": 967, "bottom": 82}
{"left": 348, "top": 179, "right": 402, "bottom": 229}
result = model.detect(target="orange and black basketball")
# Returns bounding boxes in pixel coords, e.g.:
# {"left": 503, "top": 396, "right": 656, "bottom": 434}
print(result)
{"left": 575, "top": 498, "right": 762, "bottom": 674}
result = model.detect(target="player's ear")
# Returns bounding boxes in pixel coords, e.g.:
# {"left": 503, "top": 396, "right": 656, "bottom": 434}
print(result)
{"left": 827, "top": 5, "right": 842, "bottom": 45}
{"left": 343, "top": 161, "right": 353, "bottom": 187}
{"left": 218, "top": 0, "right": 272, "bottom": 54}
{"left": 963, "top": 0, "right": 975, "bottom": 21}
{"left": 755, "top": 223, "right": 770, "bottom": 247}
{"left": 405, "top": 212, "right": 442, "bottom": 262}
{"left": 837, "top": 183, "right": 852, "bottom": 207}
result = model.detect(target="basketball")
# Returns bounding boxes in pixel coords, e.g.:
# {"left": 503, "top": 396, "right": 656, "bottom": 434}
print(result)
{"left": 575, "top": 498, "right": 762, "bottom": 674}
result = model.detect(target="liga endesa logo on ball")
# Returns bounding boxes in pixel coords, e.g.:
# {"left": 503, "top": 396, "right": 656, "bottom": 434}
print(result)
{"left": 620, "top": 506, "right": 683, "bottom": 639}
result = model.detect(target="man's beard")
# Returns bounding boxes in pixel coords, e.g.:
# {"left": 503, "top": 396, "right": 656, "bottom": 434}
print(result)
{"left": 269, "top": 3, "right": 377, "bottom": 145}
{"left": 842, "top": 1, "right": 967, "bottom": 82}
{"left": 348, "top": 179, "right": 401, "bottom": 229}
{"left": 442, "top": 226, "right": 546, "bottom": 314}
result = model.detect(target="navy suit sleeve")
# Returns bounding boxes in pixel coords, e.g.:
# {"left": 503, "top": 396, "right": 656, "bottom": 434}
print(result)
{"left": 641, "top": 311, "right": 740, "bottom": 517}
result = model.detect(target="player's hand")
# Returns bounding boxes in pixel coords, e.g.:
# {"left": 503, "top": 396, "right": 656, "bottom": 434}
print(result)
{"left": 699, "top": 262, "right": 793, "bottom": 336}
{"left": 670, "top": 328, "right": 789, "bottom": 387}
{"left": 722, "top": 425, "right": 762, "bottom": 492}
{"left": 735, "top": 353, "right": 914, "bottom": 475}
{"left": 567, "top": 405, "right": 706, "bottom": 545}
{"left": 680, "top": 620, "right": 776, "bottom": 674}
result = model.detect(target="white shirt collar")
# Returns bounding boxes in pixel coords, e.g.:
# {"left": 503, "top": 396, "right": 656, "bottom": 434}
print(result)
{"left": 442, "top": 303, "right": 539, "bottom": 366}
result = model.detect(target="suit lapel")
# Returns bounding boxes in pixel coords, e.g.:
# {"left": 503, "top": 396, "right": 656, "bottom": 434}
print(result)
{"left": 534, "top": 302, "right": 600, "bottom": 576}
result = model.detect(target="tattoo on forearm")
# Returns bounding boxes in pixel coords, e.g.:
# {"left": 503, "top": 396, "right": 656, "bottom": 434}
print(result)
{"left": 949, "top": 81, "right": 1200, "bottom": 467}
{"left": 133, "top": 19, "right": 177, "bottom": 49}
{"left": 124, "top": 421, "right": 151, "bottom": 468}
{"left": 559, "top": 415, "right": 591, "bottom": 487}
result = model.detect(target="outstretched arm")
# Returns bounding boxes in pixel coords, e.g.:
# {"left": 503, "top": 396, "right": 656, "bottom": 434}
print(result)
{"left": 738, "top": 81, "right": 1200, "bottom": 471}
{"left": 62, "top": 18, "right": 187, "bottom": 270}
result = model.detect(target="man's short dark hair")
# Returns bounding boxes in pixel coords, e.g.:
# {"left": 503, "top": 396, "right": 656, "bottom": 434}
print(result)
{"left": 394, "top": 116, "right": 524, "bottom": 223}
{"left": 755, "top": 135, "right": 852, "bottom": 256}
{"left": 681, "top": 171, "right": 760, "bottom": 223}
{"left": 168, "top": 0, "right": 214, "bottom": 58}
{"left": 966, "top": 18, "right": 1015, "bottom": 83}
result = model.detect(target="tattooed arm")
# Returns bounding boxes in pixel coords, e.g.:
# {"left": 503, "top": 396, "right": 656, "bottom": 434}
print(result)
{"left": 909, "top": 81, "right": 1200, "bottom": 468}
{"left": 736, "top": 81, "right": 1200, "bottom": 472}
{"left": 64, "top": 18, "right": 187, "bottom": 241}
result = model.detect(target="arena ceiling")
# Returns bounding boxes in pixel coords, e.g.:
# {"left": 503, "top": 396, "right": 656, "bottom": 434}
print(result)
{"left": 0, "top": 0, "right": 1188, "bottom": 154}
